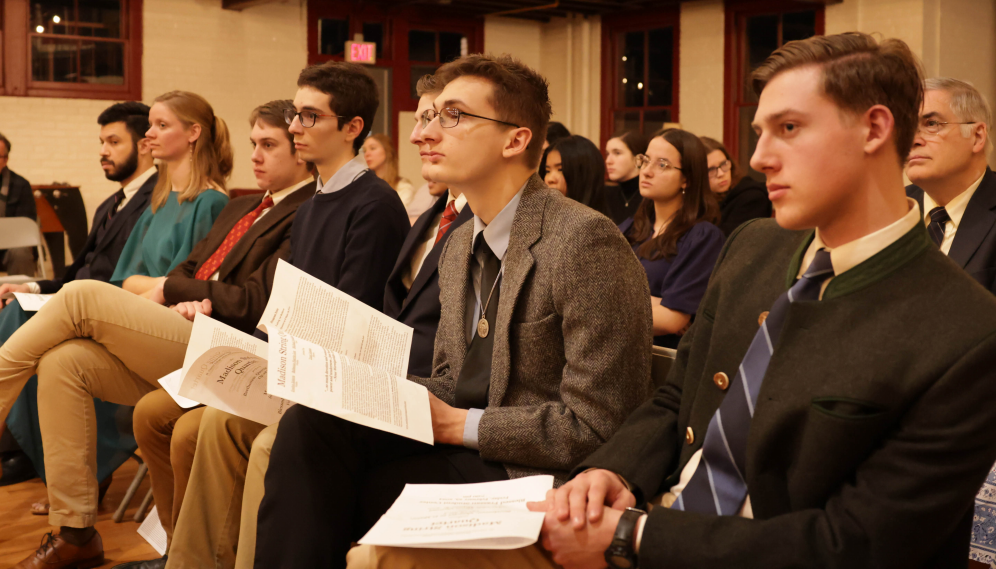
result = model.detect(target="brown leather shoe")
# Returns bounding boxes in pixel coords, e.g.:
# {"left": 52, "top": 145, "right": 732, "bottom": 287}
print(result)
{"left": 12, "top": 531, "right": 104, "bottom": 569}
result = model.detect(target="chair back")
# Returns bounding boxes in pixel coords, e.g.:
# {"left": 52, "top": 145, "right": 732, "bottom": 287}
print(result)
{"left": 0, "top": 217, "right": 42, "bottom": 249}
{"left": 651, "top": 345, "right": 677, "bottom": 389}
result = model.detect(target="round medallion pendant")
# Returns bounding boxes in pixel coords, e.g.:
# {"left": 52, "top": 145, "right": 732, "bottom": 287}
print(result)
{"left": 477, "top": 318, "right": 490, "bottom": 339}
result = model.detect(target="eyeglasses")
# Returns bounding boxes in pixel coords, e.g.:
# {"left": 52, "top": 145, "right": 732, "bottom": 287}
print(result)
{"left": 635, "top": 154, "right": 682, "bottom": 174}
{"left": 918, "top": 118, "right": 977, "bottom": 135}
{"left": 420, "top": 108, "right": 520, "bottom": 130}
{"left": 707, "top": 160, "right": 732, "bottom": 178}
{"left": 283, "top": 108, "right": 344, "bottom": 128}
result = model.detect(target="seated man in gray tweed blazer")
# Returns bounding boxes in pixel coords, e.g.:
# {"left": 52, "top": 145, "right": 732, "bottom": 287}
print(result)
{"left": 348, "top": 33, "right": 996, "bottom": 569}
{"left": 251, "top": 53, "right": 654, "bottom": 569}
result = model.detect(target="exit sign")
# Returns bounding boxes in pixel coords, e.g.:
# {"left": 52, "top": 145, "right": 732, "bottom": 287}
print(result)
{"left": 346, "top": 41, "right": 377, "bottom": 64}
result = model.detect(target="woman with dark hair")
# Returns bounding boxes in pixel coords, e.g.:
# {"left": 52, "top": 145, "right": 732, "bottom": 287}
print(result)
{"left": 543, "top": 121, "right": 571, "bottom": 150}
{"left": 620, "top": 129, "right": 724, "bottom": 348}
{"left": 700, "top": 136, "right": 771, "bottom": 236}
{"left": 603, "top": 130, "right": 649, "bottom": 224}
{"left": 542, "top": 135, "right": 606, "bottom": 211}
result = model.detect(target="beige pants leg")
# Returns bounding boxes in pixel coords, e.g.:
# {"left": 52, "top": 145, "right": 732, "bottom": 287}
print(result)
{"left": 0, "top": 280, "right": 193, "bottom": 527}
{"left": 232, "top": 423, "right": 278, "bottom": 569}
{"left": 167, "top": 410, "right": 268, "bottom": 569}
{"left": 345, "top": 545, "right": 560, "bottom": 569}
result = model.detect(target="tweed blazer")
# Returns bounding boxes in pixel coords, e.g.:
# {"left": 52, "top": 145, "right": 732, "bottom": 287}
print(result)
{"left": 578, "top": 218, "right": 996, "bottom": 568}
{"left": 420, "top": 174, "right": 654, "bottom": 483}
{"left": 163, "top": 184, "right": 312, "bottom": 333}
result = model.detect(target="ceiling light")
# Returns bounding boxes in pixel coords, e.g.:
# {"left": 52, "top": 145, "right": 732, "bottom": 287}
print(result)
{"left": 638, "top": 82, "right": 644, "bottom": 89}
{"left": 36, "top": 25, "right": 44, "bottom": 33}
{"left": 622, "top": 78, "right": 628, "bottom": 84}
{"left": 53, "top": 15, "right": 61, "bottom": 23}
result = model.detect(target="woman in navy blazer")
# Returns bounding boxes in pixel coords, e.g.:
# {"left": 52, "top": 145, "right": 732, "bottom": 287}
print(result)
{"left": 620, "top": 129, "right": 725, "bottom": 348}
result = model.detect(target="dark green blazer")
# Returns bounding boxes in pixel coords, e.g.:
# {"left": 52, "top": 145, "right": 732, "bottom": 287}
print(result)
{"left": 578, "top": 217, "right": 996, "bottom": 568}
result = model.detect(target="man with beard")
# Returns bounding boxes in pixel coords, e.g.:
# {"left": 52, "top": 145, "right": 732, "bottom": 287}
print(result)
{"left": 0, "top": 102, "right": 156, "bottom": 490}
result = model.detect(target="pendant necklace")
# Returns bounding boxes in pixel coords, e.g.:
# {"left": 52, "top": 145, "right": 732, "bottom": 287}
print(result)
{"left": 477, "top": 263, "right": 505, "bottom": 339}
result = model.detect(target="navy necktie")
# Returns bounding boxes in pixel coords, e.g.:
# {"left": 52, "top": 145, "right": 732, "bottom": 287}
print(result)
{"left": 927, "top": 206, "right": 950, "bottom": 248}
{"left": 673, "top": 248, "right": 835, "bottom": 516}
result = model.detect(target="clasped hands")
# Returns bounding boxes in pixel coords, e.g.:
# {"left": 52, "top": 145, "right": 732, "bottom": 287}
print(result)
{"left": 525, "top": 469, "right": 638, "bottom": 569}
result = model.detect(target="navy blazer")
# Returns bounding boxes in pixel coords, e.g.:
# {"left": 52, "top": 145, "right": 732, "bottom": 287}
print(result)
{"left": 384, "top": 192, "right": 473, "bottom": 378}
{"left": 1, "top": 168, "right": 36, "bottom": 221}
{"left": 908, "top": 167, "right": 996, "bottom": 295}
{"left": 36, "top": 173, "right": 157, "bottom": 294}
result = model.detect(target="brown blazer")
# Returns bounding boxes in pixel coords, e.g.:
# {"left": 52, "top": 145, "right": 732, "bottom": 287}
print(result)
{"left": 420, "top": 175, "right": 654, "bottom": 483}
{"left": 163, "top": 183, "right": 313, "bottom": 333}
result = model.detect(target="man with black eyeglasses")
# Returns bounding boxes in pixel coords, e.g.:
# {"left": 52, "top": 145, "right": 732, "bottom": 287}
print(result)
{"left": 906, "top": 77, "right": 996, "bottom": 294}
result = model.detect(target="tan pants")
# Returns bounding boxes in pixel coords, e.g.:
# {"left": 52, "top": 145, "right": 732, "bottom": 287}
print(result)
{"left": 165, "top": 408, "right": 277, "bottom": 569}
{"left": 0, "top": 280, "right": 192, "bottom": 527}
{"left": 345, "top": 544, "right": 559, "bottom": 569}
{"left": 133, "top": 390, "right": 203, "bottom": 544}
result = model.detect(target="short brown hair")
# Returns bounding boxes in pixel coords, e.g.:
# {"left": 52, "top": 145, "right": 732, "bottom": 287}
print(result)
{"left": 415, "top": 74, "right": 440, "bottom": 98}
{"left": 752, "top": 32, "right": 924, "bottom": 165}
{"left": 297, "top": 61, "right": 379, "bottom": 153}
{"left": 435, "top": 53, "right": 552, "bottom": 167}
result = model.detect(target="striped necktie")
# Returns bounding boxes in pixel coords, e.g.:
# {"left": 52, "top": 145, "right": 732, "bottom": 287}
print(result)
{"left": 673, "top": 248, "right": 834, "bottom": 516}
{"left": 195, "top": 195, "right": 274, "bottom": 280}
{"left": 434, "top": 200, "right": 460, "bottom": 245}
{"left": 927, "top": 206, "right": 950, "bottom": 247}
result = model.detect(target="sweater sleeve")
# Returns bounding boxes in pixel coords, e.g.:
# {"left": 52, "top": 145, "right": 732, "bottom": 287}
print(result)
{"left": 336, "top": 198, "right": 409, "bottom": 310}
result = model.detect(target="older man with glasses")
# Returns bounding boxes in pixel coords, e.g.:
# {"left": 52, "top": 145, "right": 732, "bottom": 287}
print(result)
{"left": 906, "top": 77, "right": 995, "bottom": 292}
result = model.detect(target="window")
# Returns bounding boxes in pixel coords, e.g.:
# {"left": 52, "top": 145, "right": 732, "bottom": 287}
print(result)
{"left": 601, "top": 9, "right": 680, "bottom": 149}
{"left": 724, "top": 1, "right": 823, "bottom": 179}
{"left": 406, "top": 29, "right": 467, "bottom": 98}
{"left": 1, "top": 0, "right": 142, "bottom": 99}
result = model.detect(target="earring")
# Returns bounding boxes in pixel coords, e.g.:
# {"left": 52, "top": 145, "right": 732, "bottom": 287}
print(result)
{"left": 189, "top": 141, "right": 194, "bottom": 164}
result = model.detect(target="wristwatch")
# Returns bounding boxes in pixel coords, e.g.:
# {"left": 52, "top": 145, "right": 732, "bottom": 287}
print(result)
{"left": 604, "top": 507, "right": 646, "bottom": 569}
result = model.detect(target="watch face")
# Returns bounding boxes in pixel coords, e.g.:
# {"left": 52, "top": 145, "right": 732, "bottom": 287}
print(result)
{"left": 609, "top": 554, "right": 633, "bottom": 569}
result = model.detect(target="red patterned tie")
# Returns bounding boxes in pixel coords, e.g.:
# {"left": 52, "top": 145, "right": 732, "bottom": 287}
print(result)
{"left": 434, "top": 200, "right": 460, "bottom": 245}
{"left": 195, "top": 195, "right": 274, "bottom": 280}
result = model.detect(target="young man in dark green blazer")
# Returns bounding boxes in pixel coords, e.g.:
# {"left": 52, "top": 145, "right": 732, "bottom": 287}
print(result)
{"left": 347, "top": 33, "right": 996, "bottom": 569}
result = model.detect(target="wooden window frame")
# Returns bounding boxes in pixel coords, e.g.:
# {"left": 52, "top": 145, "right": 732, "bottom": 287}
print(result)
{"left": 600, "top": 8, "right": 681, "bottom": 151}
{"left": 722, "top": 0, "right": 824, "bottom": 166}
{"left": 306, "top": 1, "right": 484, "bottom": 150}
{"left": 1, "top": 0, "right": 142, "bottom": 100}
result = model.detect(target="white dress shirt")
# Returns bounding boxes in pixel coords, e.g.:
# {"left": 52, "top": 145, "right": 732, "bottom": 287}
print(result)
{"left": 921, "top": 170, "right": 986, "bottom": 255}
{"left": 402, "top": 192, "right": 468, "bottom": 290}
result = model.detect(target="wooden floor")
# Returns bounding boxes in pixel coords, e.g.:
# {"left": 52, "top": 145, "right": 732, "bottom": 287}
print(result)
{"left": 0, "top": 458, "right": 158, "bottom": 568}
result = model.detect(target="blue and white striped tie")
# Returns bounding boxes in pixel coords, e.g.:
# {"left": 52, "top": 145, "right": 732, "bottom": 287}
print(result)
{"left": 673, "top": 248, "right": 834, "bottom": 516}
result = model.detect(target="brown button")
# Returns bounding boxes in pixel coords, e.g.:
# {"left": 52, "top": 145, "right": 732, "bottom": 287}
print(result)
{"left": 758, "top": 311, "right": 769, "bottom": 326}
{"left": 713, "top": 372, "right": 730, "bottom": 391}
{"left": 686, "top": 427, "right": 695, "bottom": 445}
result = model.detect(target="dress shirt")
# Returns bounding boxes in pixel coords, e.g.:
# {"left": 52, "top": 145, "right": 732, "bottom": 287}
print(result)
{"left": 401, "top": 192, "right": 468, "bottom": 290}
{"left": 639, "top": 198, "right": 922, "bottom": 544}
{"left": 921, "top": 170, "right": 986, "bottom": 255}
{"left": 460, "top": 183, "right": 526, "bottom": 450}
{"left": 316, "top": 153, "right": 369, "bottom": 194}
{"left": 206, "top": 177, "right": 313, "bottom": 281}
{"left": 25, "top": 166, "right": 158, "bottom": 294}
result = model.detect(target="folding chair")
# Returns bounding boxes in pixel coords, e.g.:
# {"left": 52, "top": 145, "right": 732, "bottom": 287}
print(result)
{"left": 0, "top": 217, "right": 47, "bottom": 282}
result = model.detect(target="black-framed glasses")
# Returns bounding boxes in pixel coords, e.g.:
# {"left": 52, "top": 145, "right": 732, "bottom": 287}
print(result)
{"left": 284, "top": 108, "right": 344, "bottom": 128}
{"left": 918, "top": 118, "right": 977, "bottom": 135}
{"left": 707, "top": 160, "right": 732, "bottom": 178}
{"left": 420, "top": 108, "right": 520, "bottom": 130}
{"left": 635, "top": 154, "right": 681, "bottom": 174}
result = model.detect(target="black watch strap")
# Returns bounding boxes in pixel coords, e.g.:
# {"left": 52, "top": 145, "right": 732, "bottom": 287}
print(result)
{"left": 604, "top": 507, "right": 645, "bottom": 569}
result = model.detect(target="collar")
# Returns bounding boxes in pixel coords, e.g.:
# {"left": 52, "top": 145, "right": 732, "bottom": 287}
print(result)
{"left": 268, "top": 177, "right": 314, "bottom": 206}
{"left": 799, "top": 197, "right": 921, "bottom": 278}
{"left": 121, "top": 166, "right": 157, "bottom": 201}
{"left": 471, "top": 183, "right": 526, "bottom": 261}
{"left": 921, "top": 170, "right": 987, "bottom": 229}
{"left": 449, "top": 191, "right": 469, "bottom": 213}
{"left": 316, "top": 154, "right": 369, "bottom": 194}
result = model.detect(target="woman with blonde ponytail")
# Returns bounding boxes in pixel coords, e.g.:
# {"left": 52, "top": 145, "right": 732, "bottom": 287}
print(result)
{"left": 112, "top": 91, "right": 230, "bottom": 297}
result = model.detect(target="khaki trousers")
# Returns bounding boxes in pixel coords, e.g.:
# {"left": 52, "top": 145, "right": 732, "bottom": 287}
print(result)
{"left": 0, "top": 280, "right": 192, "bottom": 527}
{"left": 345, "top": 544, "right": 559, "bottom": 569}
{"left": 133, "top": 390, "right": 203, "bottom": 544}
{"left": 165, "top": 408, "right": 276, "bottom": 569}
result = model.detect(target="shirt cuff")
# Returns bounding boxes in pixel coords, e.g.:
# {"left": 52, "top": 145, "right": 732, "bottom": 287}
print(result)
{"left": 462, "top": 408, "right": 485, "bottom": 450}
{"left": 26, "top": 282, "right": 41, "bottom": 294}
{"left": 634, "top": 513, "right": 648, "bottom": 553}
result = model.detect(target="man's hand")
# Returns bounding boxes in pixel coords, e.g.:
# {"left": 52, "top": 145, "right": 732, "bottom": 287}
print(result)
{"left": 527, "top": 469, "right": 635, "bottom": 529}
{"left": 0, "top": 284, "right": 30, "bottom": 306}
{"left": 538, "top": 504, "right": 622, "bottom": 569}
{"left": 428, "top": 392, "right": 468, "bottom": 446}
{"left": 146, "top": 277, "right": 167, "bottom": 305}
{"left": 171, "top": 299, "right": 212, "bottom": 321}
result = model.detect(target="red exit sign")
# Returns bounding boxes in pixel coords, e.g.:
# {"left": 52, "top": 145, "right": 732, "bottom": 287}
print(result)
{"left": 346, "top": 41, "right": 377, "bottom": 64}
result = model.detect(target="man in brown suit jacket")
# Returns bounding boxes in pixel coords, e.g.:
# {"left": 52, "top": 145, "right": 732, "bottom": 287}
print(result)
{"left": 251, "top": 54, "right": 653, "bottom": 569}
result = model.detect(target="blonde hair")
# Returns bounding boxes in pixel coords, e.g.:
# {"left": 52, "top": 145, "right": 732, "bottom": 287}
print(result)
{"left": 367, "top": 133, "right": 400, "bottom": 188}
{"left": 151, "top": 91, "right": 233, "bottom": 212}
